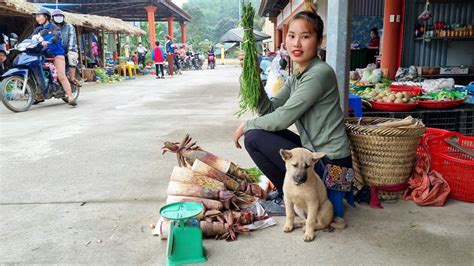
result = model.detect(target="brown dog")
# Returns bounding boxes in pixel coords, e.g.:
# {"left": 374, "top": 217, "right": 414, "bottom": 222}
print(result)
{"left": 280, "top": 148, "right": 344, "bottom": 242}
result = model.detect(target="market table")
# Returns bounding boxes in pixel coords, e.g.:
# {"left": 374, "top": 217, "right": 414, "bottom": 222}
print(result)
{"left": 350, "top": 104, "right": 474, "bottom": 135}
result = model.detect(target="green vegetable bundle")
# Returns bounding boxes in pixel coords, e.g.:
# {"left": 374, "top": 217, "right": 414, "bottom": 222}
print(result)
{"left": 417, "top": 88, "right": 467, "bottom": 101}
{"left": 238, "top": 1, "right": 261, "bottom": 116}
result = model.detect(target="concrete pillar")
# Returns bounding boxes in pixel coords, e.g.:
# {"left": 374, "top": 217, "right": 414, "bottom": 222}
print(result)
{"left": 381, "top": 0, "right": 403, "bottom": 80}
{"left": 180, "top": 22, "right": 186, "bottom": 44}
{"left": 282, "top": 24, "right": 288, "bottom": 48}
{"left": 277, "top": 30, "right": 282, "bottom": 49}
{"left": 144, "top": 6, "right": 157, "bottom": 48}
{"left": 326, "top": 0, "right": 352, "bottom": 115}
{"left": 167, "top": 17, "right": 174, "bottom": 40}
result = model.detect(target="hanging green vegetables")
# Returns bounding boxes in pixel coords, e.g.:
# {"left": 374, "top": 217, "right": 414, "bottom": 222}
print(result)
{"left": 238, "top": 0, "right": 261, "bottom": 116}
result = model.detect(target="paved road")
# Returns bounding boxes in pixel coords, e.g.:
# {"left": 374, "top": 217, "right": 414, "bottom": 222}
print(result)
{"left": 1, "top": 65, "right": 473, "bottom": 264}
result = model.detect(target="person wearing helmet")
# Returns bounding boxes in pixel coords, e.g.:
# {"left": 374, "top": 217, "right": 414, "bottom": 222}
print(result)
{"left": 31, "top": 8, "right": 76, "bottom": 106}
{"left": 0, "top": 48, "right": 9, "bottom": 76}
{"left": 51, "top": 9, "right": 81, "bottom": 87}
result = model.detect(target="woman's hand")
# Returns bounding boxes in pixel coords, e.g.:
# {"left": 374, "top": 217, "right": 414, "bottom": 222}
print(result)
{"left": 233, "top": 122, "right": 245, "bottom": 149}
{"left": 41, "top": 41, "right": 48, "bottom": 47}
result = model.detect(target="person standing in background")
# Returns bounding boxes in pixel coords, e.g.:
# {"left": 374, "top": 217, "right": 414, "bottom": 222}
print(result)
{"left": 136, "top": 42, "right": 147, "bottom": 67}
{"left": 367, "top": 27, "right": 380, "bottom": 65}
{"left": 152, "top": 41, "right": 165, "bottom": 79}
{"left": 164, "top": 35, "right": 174, "bottom": 76}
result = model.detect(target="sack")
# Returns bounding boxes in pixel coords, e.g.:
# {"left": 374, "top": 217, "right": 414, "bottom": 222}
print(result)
{"left": 403, "top": 156, "right": 450, "bottom": 206}
{"left": 323, "top": 164, "right": 354, "bottom": 192}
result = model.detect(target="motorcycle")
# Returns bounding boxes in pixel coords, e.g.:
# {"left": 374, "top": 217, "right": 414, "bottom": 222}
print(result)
{"left": 192, "top": 53, "right": 203, "bottom": 70}
{"left": 207, "top": 52, "right": 215, "bottom": 70}
{"left": 1, "top": 35, "right": 80, "bottom": 112}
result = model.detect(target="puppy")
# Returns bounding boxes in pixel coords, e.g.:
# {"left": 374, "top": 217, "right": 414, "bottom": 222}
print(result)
{"left": 280, "top": 148, "right": 344, "bottom": 242}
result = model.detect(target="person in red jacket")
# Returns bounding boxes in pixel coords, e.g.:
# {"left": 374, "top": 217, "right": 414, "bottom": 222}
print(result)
{"left": 151, "top": 41, "right": 165, "bottom": 79}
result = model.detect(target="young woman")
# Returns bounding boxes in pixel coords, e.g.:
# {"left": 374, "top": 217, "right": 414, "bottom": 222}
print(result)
{"left": 32, "top": 8, "right": 76, "bottom": 106}
{"left": 233, "top": 8, "right": 353, "bottom": 219}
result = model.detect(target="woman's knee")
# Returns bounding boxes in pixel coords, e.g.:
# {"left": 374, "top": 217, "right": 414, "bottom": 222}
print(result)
{"left": 244, "top": 129, "right": 265, "bottom": 150}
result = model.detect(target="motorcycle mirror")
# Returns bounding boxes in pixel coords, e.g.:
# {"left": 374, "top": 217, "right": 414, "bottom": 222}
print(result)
{"left": 9, "top": 33, "right": 18, "bottom": 39}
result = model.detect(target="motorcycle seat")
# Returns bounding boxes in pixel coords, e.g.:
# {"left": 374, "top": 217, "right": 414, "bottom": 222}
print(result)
{"left": 45, "top": 57, "right": 55, "bottom": 62}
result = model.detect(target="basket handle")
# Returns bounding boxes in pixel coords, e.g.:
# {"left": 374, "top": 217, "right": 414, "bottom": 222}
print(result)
{"left": 444, "top": 137, "right": 474, "bottom": 157}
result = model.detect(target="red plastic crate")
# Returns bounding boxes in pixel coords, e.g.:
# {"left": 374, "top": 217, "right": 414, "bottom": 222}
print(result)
{"left": 427, "top": 133, "right": 474, "bottom": 202}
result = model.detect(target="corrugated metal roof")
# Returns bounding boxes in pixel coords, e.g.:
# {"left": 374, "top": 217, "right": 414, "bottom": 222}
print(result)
{"left": 352, "top": 0, "right": 384, "bottom": 16}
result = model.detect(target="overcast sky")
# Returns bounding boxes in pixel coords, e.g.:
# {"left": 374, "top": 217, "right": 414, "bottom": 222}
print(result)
{"left": 173, "top": 0, "right": 187, "bottom": 7}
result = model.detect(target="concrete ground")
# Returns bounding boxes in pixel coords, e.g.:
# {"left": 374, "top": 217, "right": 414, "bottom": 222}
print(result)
{"left": 0, "top": 65, "right": 473, "bottom": 265}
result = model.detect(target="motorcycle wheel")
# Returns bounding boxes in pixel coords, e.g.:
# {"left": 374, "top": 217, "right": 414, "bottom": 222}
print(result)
{"left": 0, "top": 75, "right": 35, "bottom": 112}
{"left": 211, "top": 62, "right": 215, "bottom": 69}
{"left": 61, "top": 82, "right": 81, "bottom": 103}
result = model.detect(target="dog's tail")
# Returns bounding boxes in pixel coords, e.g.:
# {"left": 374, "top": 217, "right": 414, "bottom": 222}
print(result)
{"left": 330, "top": 217, "right": 347, "bottom": 229}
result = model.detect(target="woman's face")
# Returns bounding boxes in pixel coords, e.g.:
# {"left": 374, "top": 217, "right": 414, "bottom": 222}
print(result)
{"left": 286, "top": 19, "right": 319, "bottom": 69}
{"left": 35, "top": 14, "right": 48, "bottom": 25}
{"left": 370, "top": 31, "right": 376, "bottom": 38}
{"left": 0, "top": 52, "right": 6, "bottom": 63}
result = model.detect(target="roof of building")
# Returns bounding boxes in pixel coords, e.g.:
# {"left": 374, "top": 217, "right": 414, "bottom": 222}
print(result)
{"left": 28, "top": 0, "right": 192, "bottom": 23}
{"left": 0, "top": 0, "right": 145, "bottom": 35}
{"left": 258, "top": 0, "right": 289, "bottom": 17}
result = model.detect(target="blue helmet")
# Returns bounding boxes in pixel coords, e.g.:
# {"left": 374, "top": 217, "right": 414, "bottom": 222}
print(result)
{"left": 32, "top": 8, "right": 51, "bottom": 20}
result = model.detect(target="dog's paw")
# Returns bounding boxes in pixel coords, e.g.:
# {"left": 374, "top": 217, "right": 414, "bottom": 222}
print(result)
{"left": 303, "top": 232, "right": 315, "bottom": 242}
{"left": 283, "top": 223, "right": 294, "bottom": 233}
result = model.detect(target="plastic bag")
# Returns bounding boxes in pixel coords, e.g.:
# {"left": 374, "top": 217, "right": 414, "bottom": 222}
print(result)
{"left": 422, "top": 78, "right": 455, "bottom": 93}
{"left": 264, "top": 48, "right": 288, "bottom": 98}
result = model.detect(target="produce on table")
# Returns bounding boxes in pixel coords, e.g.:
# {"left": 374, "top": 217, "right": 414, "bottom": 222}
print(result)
{"left": 238, "top": 1, "right": 261, "bottom": 116}
{"left": 371, "top": 90, "right": 415, "bottom": 104}
{"left": 416, "top": 88, "right": 467, "bottom": 101}
{"left": 421, "top": 78, "right": 455, "bottom": 93}
{"left": 162, "top": 134, "right": 260, "bottom": 183}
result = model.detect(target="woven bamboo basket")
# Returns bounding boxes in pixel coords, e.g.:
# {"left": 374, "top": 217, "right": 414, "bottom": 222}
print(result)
{"left": 345, "top": 117, "right": 425, "bottom": 200}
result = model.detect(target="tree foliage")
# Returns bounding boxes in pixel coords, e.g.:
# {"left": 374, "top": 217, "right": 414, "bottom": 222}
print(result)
{"left": 182, "top": 0, "right": 264, "bottom": 53}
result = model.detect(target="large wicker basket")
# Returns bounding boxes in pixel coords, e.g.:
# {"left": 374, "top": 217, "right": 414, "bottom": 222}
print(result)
{"left": 345, "top": 117, "right": 425, "bottom": 200}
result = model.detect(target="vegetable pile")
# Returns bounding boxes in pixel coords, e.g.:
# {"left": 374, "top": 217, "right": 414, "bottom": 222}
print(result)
{"left": 238, "top": 1, "right": 261, "bottom": 116}
{"left": 158, "top": 134, "right": 273, "bottom": 241}
{"left": 95, "top": 68, "right": 123, "bottom": 83}
{"left": 417, "top": 88, "right": 467, "bottom": 101}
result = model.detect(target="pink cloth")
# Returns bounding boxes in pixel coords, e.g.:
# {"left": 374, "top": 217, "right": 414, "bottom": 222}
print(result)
{"left": 403, "top": 156, "right": 450, "bottom": 206}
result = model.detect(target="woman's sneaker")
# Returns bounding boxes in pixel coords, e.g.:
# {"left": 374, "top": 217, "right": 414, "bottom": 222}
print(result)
{"left": 259, "top": 193, "right": 285, "bottom": 216}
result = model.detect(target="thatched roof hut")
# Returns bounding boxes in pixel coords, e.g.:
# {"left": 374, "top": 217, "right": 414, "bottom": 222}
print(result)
{"left": 0, "top": 0, "right": 145, "bottom": 35}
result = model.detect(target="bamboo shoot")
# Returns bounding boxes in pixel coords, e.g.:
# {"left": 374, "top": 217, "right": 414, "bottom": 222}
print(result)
{"left": 170, "top": 166, "right": 226, "bottom": 191}
{"left": 166, "top": 195, "right": 224, "bottom": 210}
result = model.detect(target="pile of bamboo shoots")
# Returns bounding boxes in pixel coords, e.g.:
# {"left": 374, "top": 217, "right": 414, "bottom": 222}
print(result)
{"left": 159, "top": 134, "right": 268, "bottom": 241}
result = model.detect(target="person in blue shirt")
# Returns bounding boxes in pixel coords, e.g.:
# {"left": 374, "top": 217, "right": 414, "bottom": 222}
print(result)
{"left": 31, "top": 8, "right": 76, "bottom": 106}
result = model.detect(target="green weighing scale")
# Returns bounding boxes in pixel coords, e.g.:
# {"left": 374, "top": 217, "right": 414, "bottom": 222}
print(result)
{"left": 160, "top": 202, "right": 207, "bottom": 266}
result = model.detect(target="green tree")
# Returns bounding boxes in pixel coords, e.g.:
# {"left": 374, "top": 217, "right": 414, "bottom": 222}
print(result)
{"left": 182, "top": 0, "right": 264, "bottom": 52}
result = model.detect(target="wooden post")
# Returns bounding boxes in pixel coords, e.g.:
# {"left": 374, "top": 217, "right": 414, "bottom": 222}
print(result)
{"left": 167, "top": 17, "right": 174, "bottom": 40}
{"left": 101, "top": 30, "right": 105, "bottom": 67}
{"left": 145, "top": 6, "right": 157, "bottom": 49}
{"left": 116, "top": 32, "right": 121, "bottom": 57}
{"left": 180, "top": 22, "right": 186, "bottom": 44}
{"left": 76, "top": 26, "right": 84, "bottom": 69}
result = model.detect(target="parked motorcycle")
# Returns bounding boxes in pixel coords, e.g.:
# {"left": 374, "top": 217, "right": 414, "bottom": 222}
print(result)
{"left": 192, "top": 53, "right": 203, "bottom": 70}
{"left": 0, "top": 34, "right": 80, "bottom": 112}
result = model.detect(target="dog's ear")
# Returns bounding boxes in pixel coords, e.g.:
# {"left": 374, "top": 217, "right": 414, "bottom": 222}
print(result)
{"left": 280, "top": 149, "right": 292, "bottom": 161}
{"left": 311, "top": 152, "right": 326, "bottom": 162}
